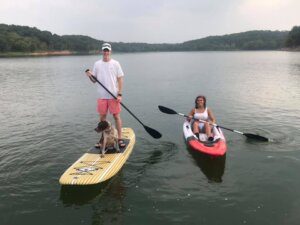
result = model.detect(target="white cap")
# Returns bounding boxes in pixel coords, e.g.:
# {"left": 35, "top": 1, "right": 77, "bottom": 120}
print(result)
{"left": 102, "top": 43, "right": 112, "bottom": 51}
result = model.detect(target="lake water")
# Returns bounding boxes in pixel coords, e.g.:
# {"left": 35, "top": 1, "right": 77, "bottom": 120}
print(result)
{"left": 0, "top": 51, "right": 300, "bottom": 225}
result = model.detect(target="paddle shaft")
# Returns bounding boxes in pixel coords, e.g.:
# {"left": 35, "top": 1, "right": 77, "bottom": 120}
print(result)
{"left": 177, "top": 113, "right": 244, "bottom": 134}
{"left": 87, "top": 70, "right": 161, "bottom": 139}
{"left": 158, "top": 105, "right": 269, "bottom": 141}
{"left": 177, "top": 108, "right": 268, "bottom": 140}
{"left": 178, "top": 113, "right": 244, "bottom": 134}
{"left": 89, "top": 74, "right": 144, "bottom": 126}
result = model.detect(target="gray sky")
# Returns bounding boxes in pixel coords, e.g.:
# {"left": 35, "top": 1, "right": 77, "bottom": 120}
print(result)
{"left": 1, "top": 0, "right": 299, "bottom": 43}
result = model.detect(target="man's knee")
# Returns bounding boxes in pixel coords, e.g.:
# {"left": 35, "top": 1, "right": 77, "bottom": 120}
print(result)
{"left": 113, "top": 114, "right": 121, "bottom": 120}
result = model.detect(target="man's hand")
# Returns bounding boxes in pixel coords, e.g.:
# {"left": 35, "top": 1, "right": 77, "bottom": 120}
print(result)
{"left": 85, "top": 69, "right": 93, "bottom": 77}
{"left": 85, "top": 69, "right": 96, "bottom": 83}
{"left": 117, "top": 95, "right": 122, "bottom": 102}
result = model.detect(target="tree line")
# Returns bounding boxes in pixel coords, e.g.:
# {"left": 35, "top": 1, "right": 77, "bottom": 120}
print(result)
{"left": 285, "top": 26, "right": 300, "bottom": 48}
{"left": 0, "top": 24, "right": 102, "bottom": 52}
{"left": 0, "top": 24, "right": 299, "bottom": 53}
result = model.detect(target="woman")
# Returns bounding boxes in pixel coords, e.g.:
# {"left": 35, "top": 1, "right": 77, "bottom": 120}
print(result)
{"left": 188, "top": 95, "right": 216, "bottom": 141}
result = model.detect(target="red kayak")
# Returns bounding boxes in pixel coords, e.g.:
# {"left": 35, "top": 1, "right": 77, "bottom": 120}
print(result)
{"left": 183, "top": 121, "right": 227, "bottom": 157}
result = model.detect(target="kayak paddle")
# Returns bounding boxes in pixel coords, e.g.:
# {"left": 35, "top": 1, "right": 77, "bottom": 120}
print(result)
{"left": 158, "top": 105, "right": 269, "bottom": 142}
{"left": 85, "top": 69, "right": 162, "bottom": 139}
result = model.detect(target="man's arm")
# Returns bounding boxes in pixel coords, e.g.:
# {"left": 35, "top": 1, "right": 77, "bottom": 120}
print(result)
{"left": 117, "top": 76, "right": 123, "bottom": 100}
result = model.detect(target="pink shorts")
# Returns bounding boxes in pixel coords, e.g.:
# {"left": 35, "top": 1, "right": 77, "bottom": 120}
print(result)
{"left": 97, "top": 99, "right": 121, "bottom": 115}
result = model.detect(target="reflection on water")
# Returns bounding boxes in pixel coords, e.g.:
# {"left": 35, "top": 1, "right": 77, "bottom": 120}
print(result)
{"left": 60, "top": 182, "right": 110, "bottom": 206}
{"left": 126, "top": 139, "right": 177, "bottom": 185}
{"left": 58, "top": 141, "right": 176, "bottom": 224}
{"left": 60, "top": 174, "right": 125, "bottom": 225}
{"left": 187, "top": 147, "right": 226, "bottom": 183}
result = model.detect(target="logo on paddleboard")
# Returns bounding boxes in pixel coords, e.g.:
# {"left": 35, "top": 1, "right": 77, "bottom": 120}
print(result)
{"left": 70, "top": 166, "right": 100, "bottom": 175}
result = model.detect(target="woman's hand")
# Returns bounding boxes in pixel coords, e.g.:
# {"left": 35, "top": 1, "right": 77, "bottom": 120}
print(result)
{"left": 187, "top": 115, "right": 193, "bottom": 122}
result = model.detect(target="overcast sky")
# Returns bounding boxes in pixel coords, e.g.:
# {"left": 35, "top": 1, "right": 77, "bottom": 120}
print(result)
{"left": 1, "top": 0, "right": 299, "bottom": 43}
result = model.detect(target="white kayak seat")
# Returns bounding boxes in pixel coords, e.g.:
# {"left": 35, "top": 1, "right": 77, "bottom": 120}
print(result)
{"left": 199, "top": 126, "right": 221, "bottom": 142}
{"left": 212, "top": 126, "right": 222, "bottom": 140}
{"left": 199, "top": 133, "right": 208, "bottom": 141}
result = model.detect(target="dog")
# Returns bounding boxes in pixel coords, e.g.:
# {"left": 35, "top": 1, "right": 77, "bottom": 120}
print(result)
{"left": 94, "top": 121, "right": 120, "bottom": 157}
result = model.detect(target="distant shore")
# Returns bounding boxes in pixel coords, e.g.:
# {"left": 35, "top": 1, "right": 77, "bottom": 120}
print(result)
{"left": 281, "top": 47, "right": 300, "bottom": 51}
{"left": 0, "top": 48, "right": 299, "bottom": 58}
{"left": 0, "top": 50, "right": 100, "bottom": 57}
{"left": 31, "top": 50, "right": 74, "bottom": 56}
{"left": 0, "top": 50, "right": 74, "bottom": 57}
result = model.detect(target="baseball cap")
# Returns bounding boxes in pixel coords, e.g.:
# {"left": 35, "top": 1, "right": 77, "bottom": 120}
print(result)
{"left": 102, "top": 43, "right": 112, "bottom": 51}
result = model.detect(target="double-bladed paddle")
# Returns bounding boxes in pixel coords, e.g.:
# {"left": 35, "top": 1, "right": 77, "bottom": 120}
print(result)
{"left": 85, "top": 69, "right": 162, "bottom": 139}
{"left": 158, "top": 105, "right": 269, "bottom": 142}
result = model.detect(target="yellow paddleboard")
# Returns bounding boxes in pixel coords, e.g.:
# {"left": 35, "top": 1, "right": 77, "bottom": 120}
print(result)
{"left": 59, "top": 128, "right": 135, "bottom": 185}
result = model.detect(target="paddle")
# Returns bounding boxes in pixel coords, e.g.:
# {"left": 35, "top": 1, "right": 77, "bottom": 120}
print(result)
{"left": 158, "top": 105, "right": 269, "bottom": 142}
{"left": 85, "top": 69, "right": 162, "bottom": 139}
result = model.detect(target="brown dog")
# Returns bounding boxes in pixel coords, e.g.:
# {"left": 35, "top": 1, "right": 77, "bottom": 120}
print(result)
{"left": 95, "top": 121, "right": 120, "bottom": 157}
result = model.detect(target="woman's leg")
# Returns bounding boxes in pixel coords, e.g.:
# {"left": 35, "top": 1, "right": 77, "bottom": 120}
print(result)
{"left": 193, "top": 121, "right": 200, "bottom": 133}
{"left": 193, "top": 121, "right": 200, "bottom": 139}
{"left": 204, "top": 122, "right": 213, "bottom": 140}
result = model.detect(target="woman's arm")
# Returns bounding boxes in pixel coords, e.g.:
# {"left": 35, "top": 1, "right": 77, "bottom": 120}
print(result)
{"left": 207, "top": 108, "right": 216, "bottom": 124}
{"left": 187, "top": 108, "right": 195, "bottom": 121}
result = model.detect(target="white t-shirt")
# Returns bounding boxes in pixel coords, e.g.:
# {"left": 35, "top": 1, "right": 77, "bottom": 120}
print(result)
{"left": 92, "top": 59, "right": 124, "bottom": 99}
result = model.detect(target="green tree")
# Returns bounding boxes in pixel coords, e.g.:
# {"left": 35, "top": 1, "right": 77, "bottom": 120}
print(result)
{"left": 286, "top": 26, "right": 300, "bottom": 47}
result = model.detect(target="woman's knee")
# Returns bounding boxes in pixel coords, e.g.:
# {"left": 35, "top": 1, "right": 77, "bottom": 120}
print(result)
{"left": 193, "top": 121, "right": 199, "bottom": 132}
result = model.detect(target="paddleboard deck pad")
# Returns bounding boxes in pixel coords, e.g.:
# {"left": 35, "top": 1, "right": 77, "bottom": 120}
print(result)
{"left": 59, "top": 128, "right": 135, "bottom": 185}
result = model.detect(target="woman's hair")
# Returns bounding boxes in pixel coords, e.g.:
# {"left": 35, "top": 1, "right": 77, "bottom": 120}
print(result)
{"left": 194, "top": 95, "right": 206, "bottom": 109}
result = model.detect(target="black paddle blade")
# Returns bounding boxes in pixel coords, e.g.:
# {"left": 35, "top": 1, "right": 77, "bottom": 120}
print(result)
{"left": 144, "top": 125, "right": 162, "bottom": 139}
{"left": 158, "top": 105, "right": 177, "bottom": 115}
{"left": 244, "top": 133, "right": 269, "bottom": 142}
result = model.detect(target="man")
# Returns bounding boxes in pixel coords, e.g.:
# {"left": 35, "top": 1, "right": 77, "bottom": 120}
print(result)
{"left": 85, "top": 43, "right": 125, "bottom": 147}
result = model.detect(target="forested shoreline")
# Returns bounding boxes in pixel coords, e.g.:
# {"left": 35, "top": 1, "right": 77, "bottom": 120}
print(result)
{"left": 0, "top": 24, "right": 299, "bottom": 56}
